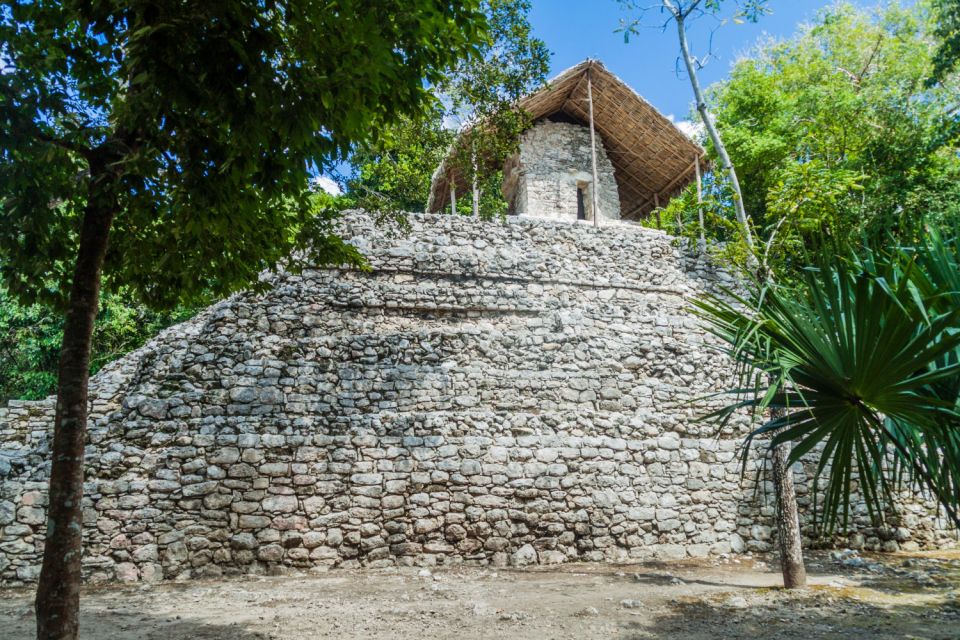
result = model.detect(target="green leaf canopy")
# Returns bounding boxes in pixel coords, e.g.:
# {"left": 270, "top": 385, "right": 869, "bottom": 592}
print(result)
{"left": 690, "top": 1, "right": 960, "bottom": 274}
{"left": 0, "top": 0, "right": 488, "bottom": 309}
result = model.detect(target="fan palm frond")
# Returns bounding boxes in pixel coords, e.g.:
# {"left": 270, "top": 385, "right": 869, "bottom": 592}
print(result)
{"left": 693, "top": 234, "right": 960, "bottom": 531}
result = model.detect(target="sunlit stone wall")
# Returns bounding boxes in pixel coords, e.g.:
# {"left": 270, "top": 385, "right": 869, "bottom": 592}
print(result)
{"left": 0, "top": 212, "right": 952, "bottom": 585}
{"left": 507, "top": 120, "right": 622, "bottom": 221}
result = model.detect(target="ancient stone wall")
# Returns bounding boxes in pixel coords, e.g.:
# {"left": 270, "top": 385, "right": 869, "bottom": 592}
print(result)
{"left": 509, "top": 120, "right": 621, "bottom": 221}
{"left": 0, "top": 212, "right": 953, "bottom": 585}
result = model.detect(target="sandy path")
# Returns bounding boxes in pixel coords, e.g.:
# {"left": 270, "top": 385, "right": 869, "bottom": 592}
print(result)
{"left": 1, "top": 552, "right": 958, "bottom": 639}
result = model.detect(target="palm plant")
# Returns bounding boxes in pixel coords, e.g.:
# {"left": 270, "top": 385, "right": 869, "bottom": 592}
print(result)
{"left": 694, "top": 232, "right": 960, "bottom": 533}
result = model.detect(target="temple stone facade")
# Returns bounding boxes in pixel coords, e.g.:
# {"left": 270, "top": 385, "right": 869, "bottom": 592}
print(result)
{"left": 504, "top": 120, "right": 622, "bottom": 221}
{"left": 0, "top": 212, "right": 953, "bottom": 585}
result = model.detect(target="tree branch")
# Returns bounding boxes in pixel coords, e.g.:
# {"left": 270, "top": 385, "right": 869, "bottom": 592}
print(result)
{"left": 32, "top": 126, "right": 94, "bottom": 158}
{"left": 1, "top": 84, "right": 94, "bottom": 158}
{"left": 661, "top": 0, "right": 678, "bottom": 19}
{"left": 761, "top": 214, "right": 789, "bottom": 274}
{"left": 664, "top": 0, "right": 705, "bottom": 21}
{"left": 669, "top": 0, "right": 755, "bottom": 250}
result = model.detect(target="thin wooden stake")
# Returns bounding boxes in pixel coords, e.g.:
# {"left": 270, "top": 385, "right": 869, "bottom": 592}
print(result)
{"left": 695, "top": 156, "right": 705, "bottom": 248}
{"left": 587, "top": 65, "right": 601, "bottom": 228}
{"left": 471, "top": 146, "right": 480, "bottom": 218}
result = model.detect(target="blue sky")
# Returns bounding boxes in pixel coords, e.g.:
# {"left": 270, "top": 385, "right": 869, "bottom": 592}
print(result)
{"left": 528, "top": 0, "right": 870, "bottom": 121}
{"left": 321, "top": 1, "right": 881, "bottom": 189}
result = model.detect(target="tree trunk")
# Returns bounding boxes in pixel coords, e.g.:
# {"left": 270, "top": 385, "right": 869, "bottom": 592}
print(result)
{"left": 771, "top": 437, "right": 807, "bottom": 588}
{"left": 35, "top": 166, "right": 116, "bottom": 640}
{"left": 665, "top": 1, "right": 802, "bottom": 589}
{"left": 672, "top": 8, "right": 754, "bottom": 250}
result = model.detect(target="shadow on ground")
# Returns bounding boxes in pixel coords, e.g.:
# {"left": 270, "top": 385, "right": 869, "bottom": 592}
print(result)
{"left": 0, "top": 601, "right": 274, "bottom": 640}
{"left": 622, "top": 587, "right": 960, "bottom": 640}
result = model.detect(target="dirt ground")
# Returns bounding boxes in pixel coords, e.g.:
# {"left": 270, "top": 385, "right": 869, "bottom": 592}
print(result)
{"left": 2, "top": 551, "right": 958, "bottom": 640}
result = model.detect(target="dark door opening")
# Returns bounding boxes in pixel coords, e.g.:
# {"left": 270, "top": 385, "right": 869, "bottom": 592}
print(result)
{"left": 577, "top": 186, "right": 586, "bottom": 220}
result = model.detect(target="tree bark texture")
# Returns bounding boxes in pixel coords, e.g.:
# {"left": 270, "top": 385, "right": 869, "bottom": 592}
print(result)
{"left": 35, "top": 165, "right": 116, "bottom": 640}
{"left": 695, "top": 156, "right": 705, "bottom": 250}
{"left": 770, "top": 438, "right": 808, "bottom": 588}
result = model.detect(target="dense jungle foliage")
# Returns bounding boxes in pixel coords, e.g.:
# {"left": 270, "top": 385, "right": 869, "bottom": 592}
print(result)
{"left": 687, "top": 0, "right": 960, "bottom": 533}
{"left": 0, "top": 289, "right": 196, "bottom": 403}
{"left": 0, "top": 0, "right": 535, "bottom": 406}
{"left": 341, "top": 0, "right": 549, "bottom": 219}
{"left": 660, "top": 1, "right": 960, "bottom": 275}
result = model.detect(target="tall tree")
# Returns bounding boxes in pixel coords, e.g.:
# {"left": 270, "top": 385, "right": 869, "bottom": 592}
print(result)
{"left": 705, "top": 1, "right": 960, "bottom": 275}
{"left": 440, "top": 0, "right": 549, "bottom": 216}
{"left": 343, "top": 0, "right": 550, "bottom": 218}
{"left": 620, "top": 0, "right": 807, "bottom": 589}
{"left": 930, "top": 0, "right": 960, "bottom": 83}
{"left": 0, "top": 2, "right": 489, "bottom": 638}
{"left": 620, "top": 0, "right": 771, "bottom": 251}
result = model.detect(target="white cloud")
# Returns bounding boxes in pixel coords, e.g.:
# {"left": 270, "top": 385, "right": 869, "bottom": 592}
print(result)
{"left": 665, "top": 113, "right": 704, "bottom": 140}
{"left": 312, "top": 175, "right": 342, "bottom": 196}
{"left": 675, "top": 120, "right": 704, "bottom": 139}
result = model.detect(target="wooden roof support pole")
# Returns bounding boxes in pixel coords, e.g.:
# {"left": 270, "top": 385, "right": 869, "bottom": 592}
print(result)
{"left": 622, "top": 193, "right": 654, "bottom": 221}
{"left": 472, "top": 178, "right": 479, "bottom": 218}
{"left": 654, "top": 192, "right": 661, "bottom": 229}
{"left": 657, "top": 163, "right": 698, "bottom": 201}
{"left": 471, "top": 145, "right": 480, "bottom": 218}
{"left": 450, "top": 179, "right": 457, "bottom": 216}
{"left": 587, "top": 65, "right": 601, "bottom": 228}
{"left": 564, "top": 71, "right": 591, "bottom": 116}
{"left": 695, "top": 156, "right": 705, "bottom": 248}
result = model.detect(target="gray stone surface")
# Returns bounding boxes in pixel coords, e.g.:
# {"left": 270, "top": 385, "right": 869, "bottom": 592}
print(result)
{"left": 506, "top": 120, "right": 622, "bottom": 221}
{"left": 0, "top": 211, "right": 952, "bottom": 586}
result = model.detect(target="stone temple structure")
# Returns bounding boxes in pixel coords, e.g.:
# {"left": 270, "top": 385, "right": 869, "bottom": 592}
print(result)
{"left": 504, "top": 117, "right": 623, "bottom": 221}
{"left": 0, "top": 61, "right": 953, "bottom": 586}
{"left": 428, "top": 60, "right": 708, "bottom": 223}
{"left": 0, "top": 211, "right": 952, "bottom": 586}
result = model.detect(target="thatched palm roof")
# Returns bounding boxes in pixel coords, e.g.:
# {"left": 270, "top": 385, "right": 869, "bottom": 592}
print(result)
{"left": 427, "top": 59, "right": 707, "bottom": 220}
